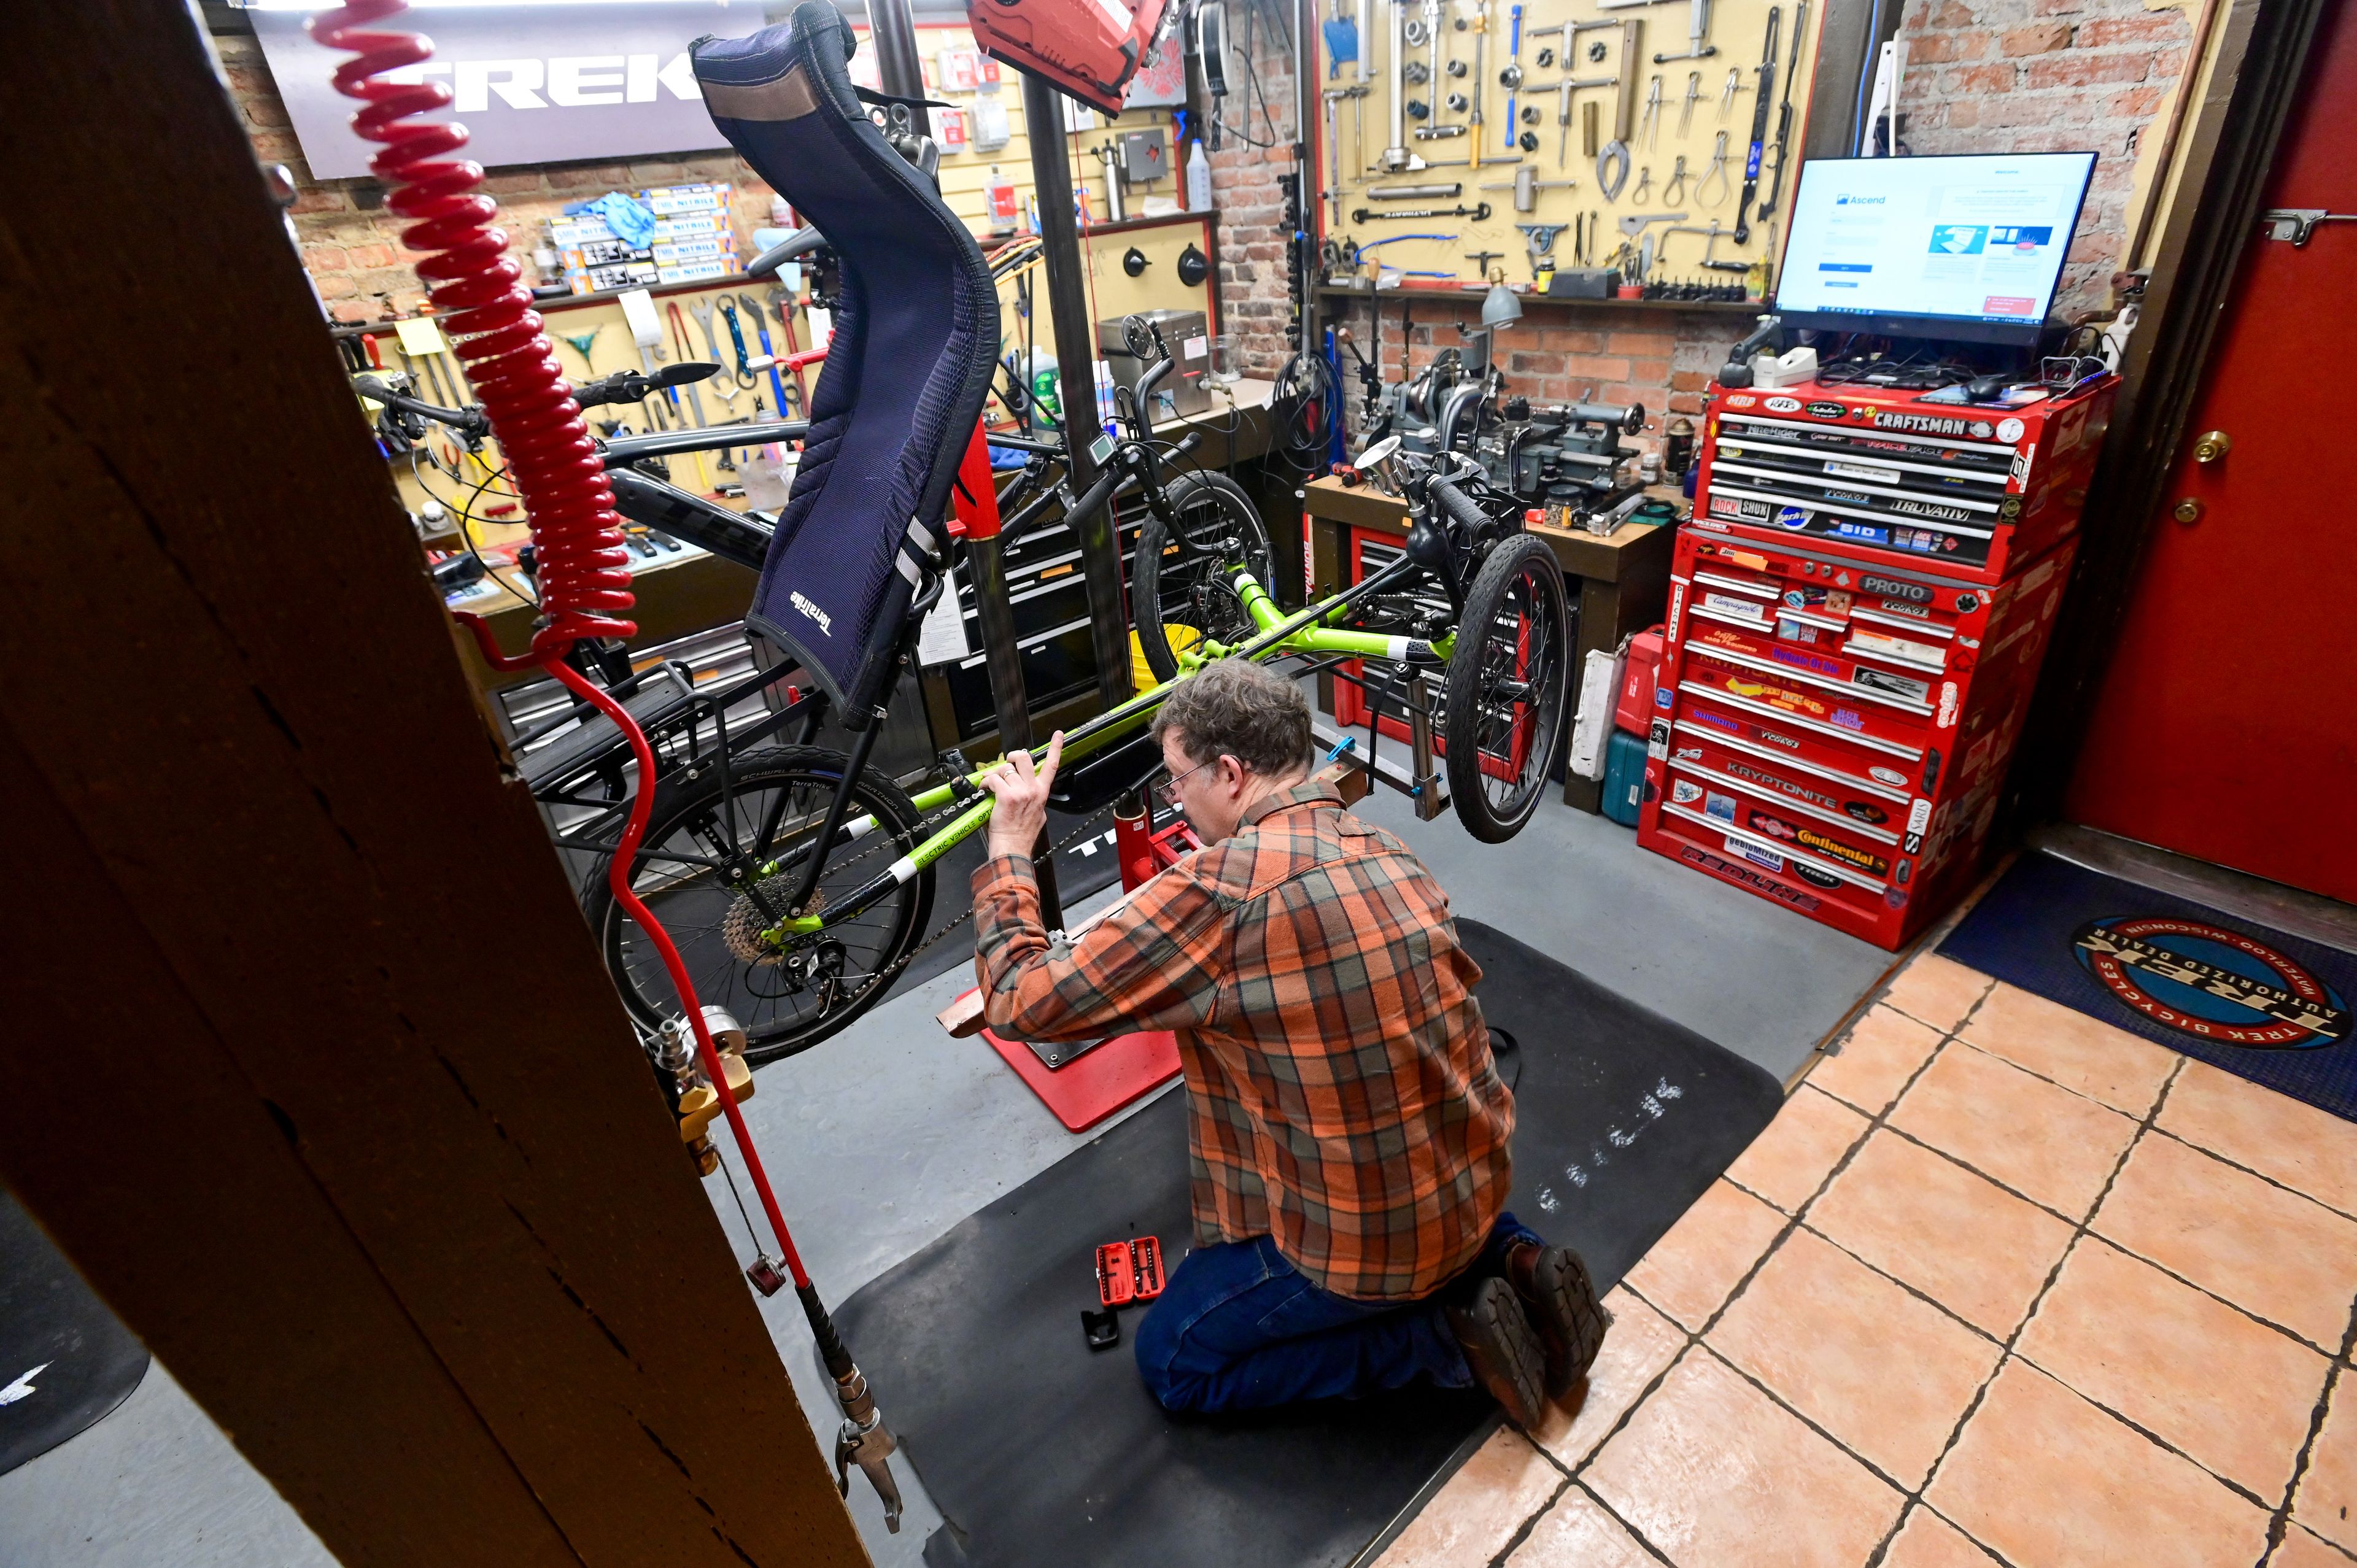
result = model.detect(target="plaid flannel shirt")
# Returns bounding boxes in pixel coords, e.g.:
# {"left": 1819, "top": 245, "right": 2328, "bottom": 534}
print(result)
{"left": 972, "top": 779, "right": 1513, "bottom": 1302}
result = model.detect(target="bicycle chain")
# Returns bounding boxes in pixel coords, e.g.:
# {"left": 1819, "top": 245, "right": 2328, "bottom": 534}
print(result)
{"left": 884, "top": 803, "right": 1120, "bottom": 974}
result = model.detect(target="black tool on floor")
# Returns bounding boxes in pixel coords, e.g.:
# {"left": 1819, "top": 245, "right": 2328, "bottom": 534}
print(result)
{"left": 838, "top": 921, "right": 1783, "bottom": 1568}
{"left": 0, "top": 1190, "right": 150, "bottom": 1477}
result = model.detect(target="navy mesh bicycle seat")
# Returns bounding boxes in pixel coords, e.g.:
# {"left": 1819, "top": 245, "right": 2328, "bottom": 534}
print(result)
{"left": 693, "top": 5, "right": 998, "bottom": 720}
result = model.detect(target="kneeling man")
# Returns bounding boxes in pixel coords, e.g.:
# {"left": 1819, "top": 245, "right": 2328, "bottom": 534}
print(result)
{"left": 973, "top": 660, "right": 1603, "bottom": 1426}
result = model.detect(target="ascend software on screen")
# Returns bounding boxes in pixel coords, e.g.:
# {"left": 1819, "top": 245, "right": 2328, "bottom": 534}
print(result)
{"left": 1776, "top": 153, "right": 2097, "bottom": 328}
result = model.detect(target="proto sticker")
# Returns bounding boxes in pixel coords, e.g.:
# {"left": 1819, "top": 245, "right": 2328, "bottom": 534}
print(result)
{"left": 2072, "top": 918, "right": 2353, "bottom": 1048}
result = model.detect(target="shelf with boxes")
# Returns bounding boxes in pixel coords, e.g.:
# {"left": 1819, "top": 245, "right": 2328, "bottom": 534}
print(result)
{"left": 1630, "top": 373, "right": 2119, "bottom": 948}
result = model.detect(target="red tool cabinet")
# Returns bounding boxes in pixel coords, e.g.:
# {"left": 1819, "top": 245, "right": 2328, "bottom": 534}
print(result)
{"left": 1634, "top": 374, "right": 2115, "bottom": 949}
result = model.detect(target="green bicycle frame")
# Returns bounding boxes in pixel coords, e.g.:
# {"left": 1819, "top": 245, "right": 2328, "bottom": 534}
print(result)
{"left": 746, "top": 553, "right": 1457, "bottom": 947}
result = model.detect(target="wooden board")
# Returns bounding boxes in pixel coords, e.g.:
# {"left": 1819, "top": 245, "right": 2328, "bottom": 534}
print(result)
{"left": 0, "top": 6, "right": 870, "bottom": 1565}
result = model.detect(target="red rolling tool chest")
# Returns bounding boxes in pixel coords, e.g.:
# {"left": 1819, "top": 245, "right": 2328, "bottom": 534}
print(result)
{"left": 1633, "top": 374, "right": 2115, "bottom": 948}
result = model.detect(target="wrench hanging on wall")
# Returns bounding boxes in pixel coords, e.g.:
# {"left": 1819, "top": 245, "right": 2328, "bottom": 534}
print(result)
{"left": 1733, "top": 5, "right": 1780, "bottom": 243}
{"left": 1753, "top": 0, "right": 1807, "bottom": 220}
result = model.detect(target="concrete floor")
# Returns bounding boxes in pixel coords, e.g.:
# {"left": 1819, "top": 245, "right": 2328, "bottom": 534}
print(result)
{"left": 0, "top": 786, "right": 1897, "bottom": 1567}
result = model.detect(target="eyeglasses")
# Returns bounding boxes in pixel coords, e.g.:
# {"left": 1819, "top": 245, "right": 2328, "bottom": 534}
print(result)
{"left": 1156, "top": 757, "right": 1215, "bottom": 805}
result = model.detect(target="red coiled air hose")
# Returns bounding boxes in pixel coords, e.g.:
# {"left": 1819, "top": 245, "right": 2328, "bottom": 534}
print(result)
{"left": 312, "top": 0, "right": 811, "bottom": 1294}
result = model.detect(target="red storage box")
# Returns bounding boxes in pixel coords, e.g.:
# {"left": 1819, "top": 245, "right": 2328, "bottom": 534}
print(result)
{"left": 1614, "top": 625, "right": 1668, "bottom": 735}
{"left": 1690, "top": 374, "right": 2116, "bottom": 585}
{"left": 1635, "top": 526, "right": 2076, "bottom": 949}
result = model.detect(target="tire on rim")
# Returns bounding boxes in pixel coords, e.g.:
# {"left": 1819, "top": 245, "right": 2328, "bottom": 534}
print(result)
{"left": 581, "top": 745, "right": 934, "bottom": 1064}
{"left": 1132, "top": 470, "right": 1277, "bottom": 684}
{"left": 1442, "top": 533, "right": 1571, "bottom": 843}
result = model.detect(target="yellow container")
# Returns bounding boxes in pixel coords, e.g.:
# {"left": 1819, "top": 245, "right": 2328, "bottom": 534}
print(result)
{"left": 1130, "top": 625, "right": 1200, "bottom": 690}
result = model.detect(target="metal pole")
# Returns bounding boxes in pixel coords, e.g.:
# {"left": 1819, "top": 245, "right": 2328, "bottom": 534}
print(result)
{"left": 1021, "top": 72, "right": 1134, "bottom": 715}
{"left": 864, "top": 0, "right": 926, "bottom": 99}
{"left": 965, "top": 525, "right": 1064, "bottom": 927}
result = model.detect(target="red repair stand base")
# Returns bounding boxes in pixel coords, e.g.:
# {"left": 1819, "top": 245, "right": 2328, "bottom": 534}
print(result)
{"left": 959, "top": 808, "right": 1194, "bottom": 1132}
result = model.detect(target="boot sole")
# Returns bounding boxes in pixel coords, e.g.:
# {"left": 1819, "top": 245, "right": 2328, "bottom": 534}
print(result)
{"left": 1447, "top": 1275, "right": 1548, "bottom": 1429}
{"left": 1528, "top": 1246, "right": 1609, "bottom": 1398}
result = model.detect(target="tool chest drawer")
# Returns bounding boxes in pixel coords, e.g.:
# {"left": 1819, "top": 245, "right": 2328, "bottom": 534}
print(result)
{"left": 1636, "top": 527, "right": 2076, "bottom": 949}
{"left": 1692, "top": 374, "right": 2116, "bottom": 584}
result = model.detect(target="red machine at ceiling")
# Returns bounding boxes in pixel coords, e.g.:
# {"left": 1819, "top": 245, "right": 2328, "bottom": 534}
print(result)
{"left": 966, "top": 0, "right": 1172, "bottom": 115}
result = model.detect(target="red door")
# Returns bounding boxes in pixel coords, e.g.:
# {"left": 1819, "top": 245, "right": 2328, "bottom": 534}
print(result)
{"left": 2065, "top": 1, "right": 2357, "bottom": 903}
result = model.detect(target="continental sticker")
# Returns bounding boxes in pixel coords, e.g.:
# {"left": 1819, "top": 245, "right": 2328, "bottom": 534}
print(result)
{"left": 1798, "top": 828, "right": 1889, "bottom": 876}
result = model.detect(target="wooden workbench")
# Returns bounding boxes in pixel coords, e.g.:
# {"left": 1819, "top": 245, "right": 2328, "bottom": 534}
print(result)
{"left": 1301, "top": 474, "right": 1677, "bottom": 814}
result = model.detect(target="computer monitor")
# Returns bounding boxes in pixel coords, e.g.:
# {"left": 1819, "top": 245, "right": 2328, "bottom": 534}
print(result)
{"left": 1773, "top": 152, "right": 2098, "bottom": 346}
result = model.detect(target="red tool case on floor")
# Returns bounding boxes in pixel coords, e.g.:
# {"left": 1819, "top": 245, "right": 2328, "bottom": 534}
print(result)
{"left": 1633, "top": 373, "right": 2115, "bottom": 948}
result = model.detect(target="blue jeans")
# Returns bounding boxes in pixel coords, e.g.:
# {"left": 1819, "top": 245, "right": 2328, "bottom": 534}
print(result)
{"left": 1132, "top": 1211, "right": 1542, "bottom": 1414}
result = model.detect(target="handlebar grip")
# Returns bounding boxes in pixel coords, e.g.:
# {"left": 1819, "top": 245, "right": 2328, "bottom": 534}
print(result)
{"left": 1424, "top": 473, "right": 1492, "bottom": 536}
{"left": 1174, "top": 429, "right": 1205, "bottom": 458}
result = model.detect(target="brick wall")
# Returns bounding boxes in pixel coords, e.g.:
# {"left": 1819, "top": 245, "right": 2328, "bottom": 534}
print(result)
{"left": 1893, "top": 0, "right": 2193, "bottom": 312}
{"left": 1328, "top": 295, "right": 1740, "bottom": 456}
{"left": 216, "top": 28, "right": 783, "bottom": 325}
{"left": 1204, "top": 13, "right": 1305, "bottom": 379}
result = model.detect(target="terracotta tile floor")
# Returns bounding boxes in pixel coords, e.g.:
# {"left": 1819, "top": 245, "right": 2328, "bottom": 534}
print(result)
{"left": 1373, "top": 947, "right": 2357, "bottom": 1568}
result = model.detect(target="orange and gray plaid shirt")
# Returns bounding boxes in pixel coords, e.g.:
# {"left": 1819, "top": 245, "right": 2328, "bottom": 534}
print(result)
{"left": 972, "top": 779, "right": 1514, "bottom": 1303}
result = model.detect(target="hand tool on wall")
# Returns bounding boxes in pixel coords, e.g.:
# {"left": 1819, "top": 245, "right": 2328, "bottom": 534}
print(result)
{"left": 1538, "top": 73, "right": 1617, "bottom": 170}
{"left": 1596, "top": 21, "right": 1641, "bottom": 198}
{"left": 1515, "top": 220, "right": 1569, "bottom": 275}
{"left": 1423, "top": 0, "right": 1444, "bottom": 128}
{"left": 738, "top": 291, "right": 792, "bottom": 415}
{"left": 1368, "top": 182, "right": 1466, "bottom": 198}
{"left": 1653, "top": 0, "right": 1717, "bottom": 63}
{"left": 1678, "top": 69, "right": 1703, "bottom": 135}
{"left": 1664, "top": 155, "right": 1689, "bottom": 203}
{"left": 1632, "top": 164, "right": 1654, "bottom": 203}
{"left": 1480, "top": 165, "right": 1577, "bottom": 210}
{"left": 1615, "top": 210, "right": 1688, "bottom": 280}
{"left": 687, "top": 298, "right": 742, "bottom": 402}
{"left": 558, "top": 323, "right": 604, "bottom": 373}
{"left": 1380, "top": 0, "right": 1420, "bottom": 170}
{"left": 1718, "top": 66, "right": 1750, "bottom": 120}
{"left": 619, "top": 287, "right": 674, "bottom": 432}
{"left": 1638, "top": 74, "right": 1663, "bottom": 150}
{"left": 1352, "top": 201, "right": 1493, "bottom": 220}
{"left": 1660, "top": 218, "right": 1748, "bottom": 269}
{"left": 1754, "top": 0, "right": 1806, "bottom": 220}
{"left": 1699, "top": 129, "right": 1733, "bottom": 204}
{"left": 1465, "top": 249, "right": 1506, "bottom": 277}
{"left": 664, "top": 303, "right": 711, "bottom": 428}
{"left": 718, "top": 297, "right": 757, "bottom": 388}
{"left": 766, "top": 288, "right": 813, "bottom": 415}
{"left": 1498, "top": 4, "right": 1525, "bottom": 159}
{"left": 1466, "top": 0, "right": 1490, "bottom": 169}
{"left": 1733, "top": 6, "right": 1780, "bottom": 243}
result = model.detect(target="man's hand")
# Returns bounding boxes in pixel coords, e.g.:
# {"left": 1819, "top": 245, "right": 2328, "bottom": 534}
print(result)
{"left": 980, "top": 730, "right": 1063, "bottom": 860}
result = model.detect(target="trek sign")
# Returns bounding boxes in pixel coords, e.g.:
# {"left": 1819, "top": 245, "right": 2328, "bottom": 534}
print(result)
{"left": 248, "top": 2, "right": 754, "bottom": 181}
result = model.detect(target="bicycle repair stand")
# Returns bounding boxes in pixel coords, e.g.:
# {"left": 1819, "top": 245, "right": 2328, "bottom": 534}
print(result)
{"left": 934, "top": 800, "right": 1193, "bottom": 1132}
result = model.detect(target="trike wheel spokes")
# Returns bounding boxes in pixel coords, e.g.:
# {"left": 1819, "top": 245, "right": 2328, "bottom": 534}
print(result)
{"left": 581, "top": 745, "right": 934, "bottom": 1064}
{"left": 1132, "top": 470, "right": 1275, "bottom": 684}
{"left": 1443, "top": 535, "right": 1571, "bottom": 844}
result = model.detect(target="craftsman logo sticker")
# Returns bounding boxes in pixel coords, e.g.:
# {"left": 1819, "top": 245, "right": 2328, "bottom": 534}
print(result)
{"left": 2072, "top": 918, "right": 2353, "bottom": 1048}
{"left": 1870, "top": 410, "right": 1973, "bottom": 436}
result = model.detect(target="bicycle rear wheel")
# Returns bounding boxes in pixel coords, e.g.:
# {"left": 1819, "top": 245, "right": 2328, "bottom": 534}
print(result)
{"left": 582, "top": 745, "right": 934, "bottom": 1064}
{"left": 1443, "top": 535, "right": 1571, "bottom": 843}
{"left": 1132, "top": 470, "right": 1277, "bottom": 684}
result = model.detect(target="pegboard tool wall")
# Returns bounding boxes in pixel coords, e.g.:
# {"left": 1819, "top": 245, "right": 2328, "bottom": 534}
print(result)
{"left": 1314, "top": 0, "right": 1830, "bottom": 287}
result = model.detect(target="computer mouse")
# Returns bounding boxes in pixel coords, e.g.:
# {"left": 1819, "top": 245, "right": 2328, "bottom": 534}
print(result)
{"left": 1965, "top": 374, "right": 2011, "bottom": 403}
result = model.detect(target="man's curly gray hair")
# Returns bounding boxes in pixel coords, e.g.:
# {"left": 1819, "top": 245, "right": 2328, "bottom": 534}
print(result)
{"left": 1150, "top": 660, "right": 1313, "bottom": 778}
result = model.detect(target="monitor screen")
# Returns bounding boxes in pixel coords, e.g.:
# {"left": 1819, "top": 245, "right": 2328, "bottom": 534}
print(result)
{"left": 1774, "top": 152, "right": 2097, "bottom": 344}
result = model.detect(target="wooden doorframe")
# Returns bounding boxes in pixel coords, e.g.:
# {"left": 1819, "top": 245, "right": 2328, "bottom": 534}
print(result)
{"left": 0, "top": 6, "right": 870, "bottom": 1566}
{"left": 2002, "top": 0, "right": 2332, "bottom": 830}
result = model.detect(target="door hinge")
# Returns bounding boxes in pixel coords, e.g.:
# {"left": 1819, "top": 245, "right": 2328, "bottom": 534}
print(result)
{"left": 2258, "top": 207, "right": 2357, "bottom": 246}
